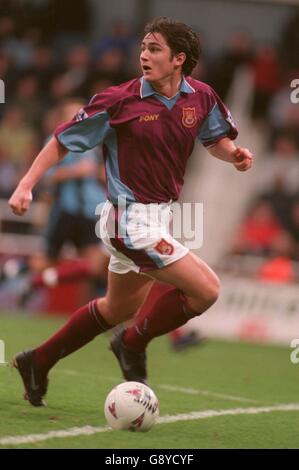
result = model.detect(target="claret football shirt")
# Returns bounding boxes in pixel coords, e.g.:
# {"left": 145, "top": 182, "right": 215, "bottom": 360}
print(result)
{"left": 55, "top": 76, "right": 238, "bottom": 204}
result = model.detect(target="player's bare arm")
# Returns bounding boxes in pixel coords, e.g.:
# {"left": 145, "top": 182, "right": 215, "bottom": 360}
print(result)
{"left": 208, "top": 136, "right": 253, "bottom": 172}
{"left": 9, "top": 137, "right": 67, "bottom": 216}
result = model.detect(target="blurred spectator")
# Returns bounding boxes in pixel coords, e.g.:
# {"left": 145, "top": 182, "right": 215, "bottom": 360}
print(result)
{"left": 95, "top": 47, "right": 131, "bottom": 85}
{"left": 207, "top": 32, "right": 253, "bottom": 99}
{"left": 0, "top": 17, "right": 42, "bottom": 70}
{"left": 49, "top": 74, "right": 80, "bottom": 103}
{"left": 258, "top": 257, "right": 296, "bottom": 283}
{"left": 11, "top": 74, "right": 44, "bottom": 128}
{"left": 40, "top": 106, "right": 61, "bottom": 142}
{"left": 232, "top": 200, "right": 284, "bottom": 257}
{"left": 0, "top": 153, "right": 18, "bottom": 198}
{"left": 93, "top": 20, "right": 135, "bottom": 64}
{"left": 280, "top": 8, "right": 299, "bottom": 71}
{"left": 251, "top": 45, "right": 282, "bottom": 120}
{"left": 256, "top": 133, "right": 299, "bottom": 195}
{"left": 0, "top": 16, "right": 17, "bottom": 47}
{"left": 48, "top": 45, "right": 93, "bottom": 102}
{"left": 257, "top": 231, "right": 297, "bottom": 283}
{"left": 267, "top": 77, "right": 299, "bottom": 134}
{"left": 31, "top": 45, "right": 56, "bottom": 93}
{"left": 0, "top": 106, "right": 38, "bottom": 174}
{"left": 288, "top": 198, "right": 299, "bottom": 260}
{"left": 261, "top": 182, "right": 294, "bottom": 232}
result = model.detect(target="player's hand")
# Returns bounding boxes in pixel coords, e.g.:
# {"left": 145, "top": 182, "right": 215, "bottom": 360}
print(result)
{"left": 233, "top": 147, "right": 253, "bottom": 172}
{"left": 9, "top": 185, "right": 33, "bottom": 216}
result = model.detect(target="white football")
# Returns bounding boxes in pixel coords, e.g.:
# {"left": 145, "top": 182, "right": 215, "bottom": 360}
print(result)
{"left": 104, "top": 381, "right": 159, "bottom": 432}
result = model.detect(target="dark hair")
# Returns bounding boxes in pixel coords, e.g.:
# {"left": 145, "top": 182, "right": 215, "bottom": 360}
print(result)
{"left": 144, "top": 17, "right": 201, "bottom": 76}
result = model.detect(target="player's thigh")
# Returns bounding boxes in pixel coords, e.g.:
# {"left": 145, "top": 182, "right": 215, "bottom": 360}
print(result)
{"left": 98, "top": 270, "right": 154, "bottom": 323}
{"left": 148, "top": 252, "right": 220, "bottom": 304}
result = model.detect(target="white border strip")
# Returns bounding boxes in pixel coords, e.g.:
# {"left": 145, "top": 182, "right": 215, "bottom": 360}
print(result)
{"left": 1, "top": 403, "right": 299, "bottom": 446}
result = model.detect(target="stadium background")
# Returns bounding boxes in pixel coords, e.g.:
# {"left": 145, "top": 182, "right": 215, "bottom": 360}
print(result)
{"left": 0, "top": 0, "right": 299, "bottom": 449}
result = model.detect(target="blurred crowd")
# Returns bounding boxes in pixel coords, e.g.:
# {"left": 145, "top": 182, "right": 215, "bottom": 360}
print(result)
{"left": 1, "top": 1, "right": 299, "bottom": 276}
{"left": 0, "top": 0, "right": 138, "bottom": 198}
{"left": 225, "top": 12, "right": 299, "bottom": 277}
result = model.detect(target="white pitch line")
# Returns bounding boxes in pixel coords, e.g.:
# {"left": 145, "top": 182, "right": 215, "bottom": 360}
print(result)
{"left": 33, "top": 369, "right": 259, "bottom": 404}
{"left": 158, "top": 404, "right": 299, "bottom": 423}
{"left": 51, "top": 372, "right": 260, "bottom": 404}
{"left": 0, "top": 425, "right": 111, "bottom": 446}
{"left": 159, "top": 384, "right": 259, "bottom": 404}
{"left": 51, "top": 371, "right": 259, "bottom": 403}
{"left": 1, "top": 403, "right": 299, "bottom": 446}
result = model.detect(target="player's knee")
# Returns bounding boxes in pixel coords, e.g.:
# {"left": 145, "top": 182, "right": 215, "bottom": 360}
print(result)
{"left": 206, "top": 275, "right": 220, "bottom": 306}
{"left": 202, "top": 282, "right": 220, "bottom": 309}
{"left": 104, "top": 301, "right": 136, "bottom": 324}
{"left": 189, "top": 277, "right": 220, "bottom": 313}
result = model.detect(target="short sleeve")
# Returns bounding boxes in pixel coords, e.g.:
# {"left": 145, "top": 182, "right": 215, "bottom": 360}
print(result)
{"left": 54, "top": 94, "right": 111, "bottom": 152}
{"left": 198, "top": 89, "right": 238, "bottom": 147}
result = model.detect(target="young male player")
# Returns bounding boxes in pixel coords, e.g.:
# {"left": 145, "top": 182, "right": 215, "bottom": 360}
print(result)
{"left": 9, "top": 17, "right": 252, "bottom": 406}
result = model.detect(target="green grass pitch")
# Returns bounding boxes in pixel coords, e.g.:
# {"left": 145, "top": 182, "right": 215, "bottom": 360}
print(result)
{"left": 0, "top": 312, "right": 298, "bottom": 449}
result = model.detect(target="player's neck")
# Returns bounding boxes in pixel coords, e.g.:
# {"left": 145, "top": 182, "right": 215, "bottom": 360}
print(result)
{"left": 150, "top": 74, "right": 183, "bottom": 99}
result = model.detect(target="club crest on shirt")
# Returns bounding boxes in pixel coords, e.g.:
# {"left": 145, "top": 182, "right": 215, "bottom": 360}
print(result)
{"left": 154, "top": 239, "right": 174, "bottom": 256}
{"left": 182, "top": 107, "right": 197, "bottom": 128}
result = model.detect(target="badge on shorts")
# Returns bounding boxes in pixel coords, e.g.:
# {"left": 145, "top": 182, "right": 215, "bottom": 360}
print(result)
{"left": 154, "top": 239, "right": 174, "bottom": 256}
{"left": 182, "top": 107, "right": 197, "bottom": 128}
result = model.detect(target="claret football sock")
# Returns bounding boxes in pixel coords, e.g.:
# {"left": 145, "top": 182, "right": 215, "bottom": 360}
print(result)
{"left": 33, "top": 299, "right": 112, "bottom": 375}
{"left": 123, "top": 281, "right": 196, "bottom": 352}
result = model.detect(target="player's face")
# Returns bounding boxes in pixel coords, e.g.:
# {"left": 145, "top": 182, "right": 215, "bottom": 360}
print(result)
{"left": 140, "top": 32, "right": 183, "bottom": 82}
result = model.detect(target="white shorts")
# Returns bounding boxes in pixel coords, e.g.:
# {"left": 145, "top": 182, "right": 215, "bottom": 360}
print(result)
{"left": 98, "top": 200, "right": 189, "bottom": 274}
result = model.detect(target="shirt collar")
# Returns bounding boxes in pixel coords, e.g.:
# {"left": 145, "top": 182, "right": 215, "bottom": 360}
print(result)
{"left": 139, "top": 76, "right": 195, "bottom": 99}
